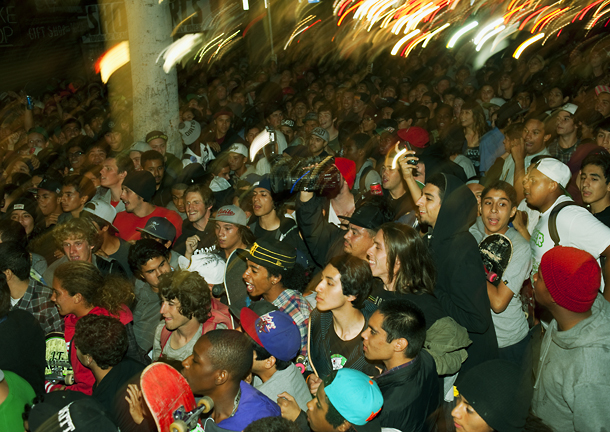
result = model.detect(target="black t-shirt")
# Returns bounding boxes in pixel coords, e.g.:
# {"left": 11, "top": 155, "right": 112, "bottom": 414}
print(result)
{"left": 594, "top": 206, "right": 610, "bottom": 228}
{"left": 328, "top": 321, "right": 379, "bottom": 376}
{"left": 174, "top": 220, "right": 218, "bottom": 256}
{"left": 384, "top": 190, "right": 415, "bottom": 221}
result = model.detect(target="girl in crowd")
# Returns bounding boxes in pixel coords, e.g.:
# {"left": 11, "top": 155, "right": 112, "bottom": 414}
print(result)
{"left": 460, "top": 101, "right": 489, "bottom": 174}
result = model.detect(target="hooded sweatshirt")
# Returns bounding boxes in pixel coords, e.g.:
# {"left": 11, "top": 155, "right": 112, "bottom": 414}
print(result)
{"left": 46, "top": 306, "right": 133, "bottom": 395}
{"left": 426, "top": 174, "right": 498, "bottom": 375}
{"left": 532, "top": 294, "right": 610, "bottom": 431}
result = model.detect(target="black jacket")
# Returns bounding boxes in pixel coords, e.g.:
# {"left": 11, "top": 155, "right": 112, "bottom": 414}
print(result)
{"left": 295, "top": 195, "right": 345, "bottom": 266}
{"left": 426, "top": 174, "right": 497, "bottom": 376}
{"left": 375, "top": 350, "right": 441, "bottom": 432}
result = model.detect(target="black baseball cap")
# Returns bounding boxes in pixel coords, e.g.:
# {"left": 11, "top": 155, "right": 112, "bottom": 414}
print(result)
{"left": 339, "top": 199, "right": 392, "bottom": 230}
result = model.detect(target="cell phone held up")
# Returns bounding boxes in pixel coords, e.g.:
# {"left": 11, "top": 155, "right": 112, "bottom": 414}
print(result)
{"left": 26, "top": 96, "right": 34, "bottom": 110}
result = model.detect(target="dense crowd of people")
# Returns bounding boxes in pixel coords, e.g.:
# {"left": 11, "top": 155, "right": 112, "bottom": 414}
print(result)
{"left": 1, "top": 39, "right": 610, "bottom": 432}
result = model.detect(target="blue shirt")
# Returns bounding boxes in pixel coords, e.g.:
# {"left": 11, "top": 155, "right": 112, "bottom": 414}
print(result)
{"left": 479, "top": 127, "right": 505, "bottom": 174}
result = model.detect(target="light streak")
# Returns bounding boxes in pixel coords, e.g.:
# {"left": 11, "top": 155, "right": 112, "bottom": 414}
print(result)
{"left": 513, "top": 32, "right": 545, "bottom": 58}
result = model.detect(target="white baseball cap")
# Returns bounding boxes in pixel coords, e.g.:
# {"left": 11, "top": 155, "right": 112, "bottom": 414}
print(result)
{"left": 186, "top": 252, "right": 226, "bottom": 284}
{"left": 535, "top": 158, "right": 571, "bottom": 188}
{"left": 82, "top": 200, "right": 118, "bottom": 231}
{"left": 558, "top": 103, "right": 578, "bottom": 116}
{"left": 228, "top": 143, "right": 248, "bottom": 158}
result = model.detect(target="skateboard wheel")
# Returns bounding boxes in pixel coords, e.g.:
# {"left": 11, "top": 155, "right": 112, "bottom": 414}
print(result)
{"left": 65, "top": 374, "right": 74, "bottom": 385}
{"left": 197, "top": 396, "right": 214, "bottom": 413}
{"left": 487, "top": 272, "right": 498, "bottom": 283}
{"left": 170, "top": 420, "right": 188, "bottom": 432}
{"left": 296, "top": 363, "right": 305, "bottom": 374}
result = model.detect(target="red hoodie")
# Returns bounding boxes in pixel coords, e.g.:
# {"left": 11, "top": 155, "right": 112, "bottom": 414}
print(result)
{"left": 46, "top": 305, "right": 133, "bottom": 395}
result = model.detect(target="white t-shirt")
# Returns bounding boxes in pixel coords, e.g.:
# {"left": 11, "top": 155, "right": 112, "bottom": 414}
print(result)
{"left": 517, "top": 199, "right": 541, "bottom": 235}
{"left": 500, "top": 148, "right": 550, "bottom": 186}
{"left": 470, "top": 220, "right": 530, "bottom": 348}
{"left": 530, "top": 195, "right": 610, "bottom": 279}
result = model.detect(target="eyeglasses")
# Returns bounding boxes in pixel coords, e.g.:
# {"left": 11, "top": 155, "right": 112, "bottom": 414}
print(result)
{"left": 69, "top": 151, "right": 84, "bottom": 158}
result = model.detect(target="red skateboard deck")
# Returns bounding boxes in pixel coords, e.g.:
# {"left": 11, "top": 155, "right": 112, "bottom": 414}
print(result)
{"left": 141, "top": 362, "right": 196, "bottom": 432}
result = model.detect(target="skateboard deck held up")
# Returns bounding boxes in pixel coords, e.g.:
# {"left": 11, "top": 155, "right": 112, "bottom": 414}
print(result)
{"left": 479, "top": 233, "right": 513, "bottom": 287}
{"left": 45, "top": 332, "right": 74, "bottom": 385}
{"left": 141, "top": 362, "right": 213, "bottom": 432}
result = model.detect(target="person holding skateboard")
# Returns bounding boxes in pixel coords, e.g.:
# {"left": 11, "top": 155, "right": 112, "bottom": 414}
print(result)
{"left": 469, "top": 180, "right": 531, "bottom": 363}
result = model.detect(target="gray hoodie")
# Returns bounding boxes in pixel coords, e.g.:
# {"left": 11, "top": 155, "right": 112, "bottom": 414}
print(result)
{"left": 532, "top": 294, "right": 610, "bottom": 431}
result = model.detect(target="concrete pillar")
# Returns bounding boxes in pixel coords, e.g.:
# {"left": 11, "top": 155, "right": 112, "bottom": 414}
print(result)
{"left": 122, "top": 0, "right": 181, "bottom": 156}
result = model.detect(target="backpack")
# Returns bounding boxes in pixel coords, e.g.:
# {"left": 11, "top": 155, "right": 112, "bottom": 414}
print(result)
{"left": 159, "top": 298, "right": 233, "bottom": 353}
{"left": 548, "top": 201, "right": 581, "bottom": 247}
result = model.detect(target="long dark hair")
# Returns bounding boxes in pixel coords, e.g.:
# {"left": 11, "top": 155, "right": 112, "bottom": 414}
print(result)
{"left": 380, "top": 223, "right": 436, "bottom": 295}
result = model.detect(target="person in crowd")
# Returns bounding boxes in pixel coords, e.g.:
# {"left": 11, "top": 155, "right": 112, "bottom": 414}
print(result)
{"left": 308, "top": 254, "right": 378, "bottom": 396}
{"left": 547, "top": 103, "right": 581, "bottom": 164}
{"left": 0, "top": 272, "right": 45, "bottom": 396}
{"left": 0, "top": 241, "right": 63, "bottom": 335}
{"left": 113, "top": 170, "right": 182, "bottom": 242}
{"left": 278, "top": 368, "right": 384, "bottom": 432}
{"left": 145, "top": 130, "right": 183, "bottom": 179}
{"left": 453, "top": 360, "right": 547, "bottom": 432}
{"left": 469, "top": 181, "right": 531, "bottom": 363}
{"left": 365, "top": 222, "right": 470, "bottom": 375}
{"left": 48, "top": 261, "right": 135, "bottom": 394}
{"left": 415, "top": 172, "right": 498, "bottom": 375}
{"left": 58, "top": 174, "right": 96, "bottom": 223}
{"left": 460, "top": 101, "right": 489, "bottom": 175}
{"left": 362, "top": 299, "right": 440, "bottom": 432}
{"left": 44, "top": 217, "right": 126, "bottom": 283}
{"left": 532, "top": 246, "right": 610, "bottom": 431}
{"left": 580, "top": 152, "right": 610, "bottom": 226}
{"left": 241, "top": 307, "right": 311, "bottom": 411}
{"left": 343, "top": 133, "right": 381, "bottom": 193}
{"left": 499, "top": 117, "right": 551, "bottom": 193}
{"left": 250, "top": 175, "right": 312, "bottom": 266}
{"left": 0, "top": 369, "right": 36, "bottom": 431}
{"left": 80, "top": 199, "right": 133, "bottom": 278}
{"left": 227, "top": 143, "right": 257, "bottom": 182}
{"left": 73, "top": 314, "right": 147, "bottom": 431}
{"left": 210, "top": 205, "right": 256, "bottom": 260}
{"left": 152, "top": 269, "right": 232, "bottom": 362}
{"left": 95, "top": 155, "right": 135, "bottom": 213}
{"left": 127, "top": 239, "right": 172, "bottom": 353}
{"left": 174, "top": 183, "right": 218, "bottom": 257}
{"left": 36, "top": 176, "right": 63, "bottom": 229}
{"left": 523, "top": 158, "right": 610, "bottom": 299}
{"left": 594, "top": 85, "right": 610, "bottom": 118}
{"left": 127, "top": 141, "right": 151, "bottom": 172}
{"left": 7, "top": 197, "right": 39, "bottom": 241}
{"left": 242, "top": 240, "right": 311, "bottom": 356}
{"left": 141, "top": 150, "right": 174, "bottom": 206}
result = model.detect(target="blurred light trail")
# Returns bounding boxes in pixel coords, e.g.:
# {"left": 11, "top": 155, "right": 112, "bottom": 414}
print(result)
{"left": 476, "top": 25, "right": 505, "bottom": 51}
{"left": 447, "top": 21, "right": 478, "bottom": 48}
{"left": 391, "top": 29, "right": 421, "bottom": 55}
{"left": 97, "top": 41, "right": 130, "bottom": 84}
{"left": 513, "top": 32, "right": 544, "bottom": 58}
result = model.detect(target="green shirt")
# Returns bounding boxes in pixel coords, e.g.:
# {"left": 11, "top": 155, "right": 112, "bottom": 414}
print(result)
{"left": 0, "top": 371, "right": 35, "bottom": 431}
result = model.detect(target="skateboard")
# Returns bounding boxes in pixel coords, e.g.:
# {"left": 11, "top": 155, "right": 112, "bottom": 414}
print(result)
{"left": 45, "top": 332, "right": 74, "bottom": 385}
{"left": 479, "top": 233, "right": 513, "bottom": 286}
{"left": 140, "top": 362, "right": 213, "bottom": 432}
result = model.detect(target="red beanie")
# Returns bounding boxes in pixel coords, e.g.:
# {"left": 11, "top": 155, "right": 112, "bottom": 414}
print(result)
{"left": 334, "top": 157, "right": 356, "bottom": 189}
{"left": 540, "top": 246, "right": 601, "bottom": 313}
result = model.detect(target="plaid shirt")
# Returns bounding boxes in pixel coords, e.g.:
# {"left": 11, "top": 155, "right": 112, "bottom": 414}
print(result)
{"left": 547, "top": 138, "right": 580, "bottom": 165}
{"left": 272, "top": 289, "right": 311, "bottom": 357}
{"left": 12, "top": 278, "right": 64, "bottom": 335}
